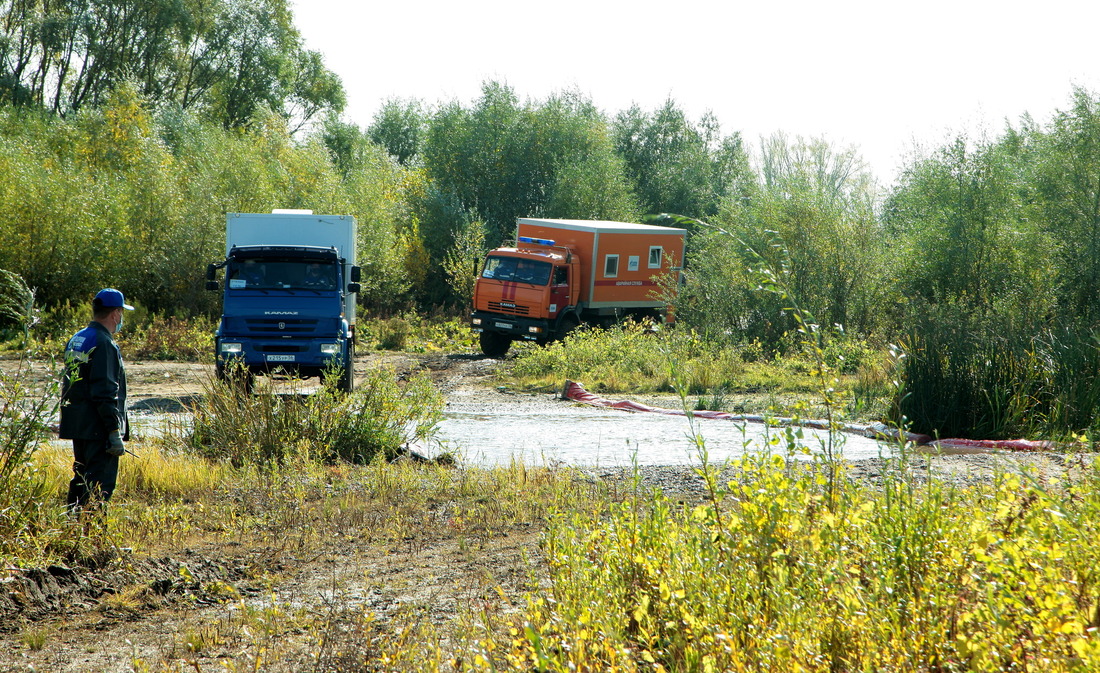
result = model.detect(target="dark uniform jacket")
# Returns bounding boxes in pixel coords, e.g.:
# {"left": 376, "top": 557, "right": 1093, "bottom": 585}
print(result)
{"left": 59, "top": 321, "right": 129, "bottom": 441}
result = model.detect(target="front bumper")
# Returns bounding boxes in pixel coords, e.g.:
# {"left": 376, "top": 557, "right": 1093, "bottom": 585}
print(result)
{"left": 470, "top": 311, "right": 551, "bottom": 342}
{"left": 216, "top": 336, "right": 348, "bottom": 376}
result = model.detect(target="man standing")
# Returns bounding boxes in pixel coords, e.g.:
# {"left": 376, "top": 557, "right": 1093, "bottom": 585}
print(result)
{"left": 60, "top": 288, "right": 133, "bottom": 511}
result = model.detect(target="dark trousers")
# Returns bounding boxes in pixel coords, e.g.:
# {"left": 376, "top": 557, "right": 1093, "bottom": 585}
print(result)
{"left": 67, "top": 438, "right": 119, "bottom": 509}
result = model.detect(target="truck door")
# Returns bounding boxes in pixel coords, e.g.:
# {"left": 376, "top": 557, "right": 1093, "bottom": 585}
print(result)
{"left": 549, "top": 265, "right": 570, "bottom": 316}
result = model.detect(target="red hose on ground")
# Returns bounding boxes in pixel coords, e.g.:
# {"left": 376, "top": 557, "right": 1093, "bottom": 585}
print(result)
{"left": 559, "top": 380, "right": 1056, "bottom": 452}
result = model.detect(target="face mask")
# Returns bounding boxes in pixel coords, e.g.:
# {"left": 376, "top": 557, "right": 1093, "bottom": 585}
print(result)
{"left": 114, "top": 313, "right": 124, "bottom": 334}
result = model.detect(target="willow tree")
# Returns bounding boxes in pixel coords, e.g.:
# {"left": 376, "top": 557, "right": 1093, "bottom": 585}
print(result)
{"left": 1028, "top": 87, "right": 1100, "bottom": 325}
{"left": 0, "top": 0, "right": 344, "bottom": 129}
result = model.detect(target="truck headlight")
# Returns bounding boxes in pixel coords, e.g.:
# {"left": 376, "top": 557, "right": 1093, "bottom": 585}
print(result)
{"left": 320, "top": 343, "right": 340, "bottom": 355}
{"left": 528, "top": 326, "right": 543, "bottom": 334}
{"left": 219, "top": 342, "right": 242, "bottom": 354}
{"left": 471, "top": 317, "right": 482, "bottom": 325}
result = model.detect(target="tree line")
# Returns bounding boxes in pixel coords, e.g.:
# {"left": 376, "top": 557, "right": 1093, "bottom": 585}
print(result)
{"left": 1, "top": 0, "right": 1100, "bottom": 437}
{"left": 1, "top": 77, "right": 1099, "bottom": 339}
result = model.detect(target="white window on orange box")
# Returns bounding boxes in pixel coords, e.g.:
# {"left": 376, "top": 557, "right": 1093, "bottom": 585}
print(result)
{"left": 604, "top": 254, "right": 619, "bottom": 278}
{"left": 648, "top": 246, "right": 663, "bottom": 269}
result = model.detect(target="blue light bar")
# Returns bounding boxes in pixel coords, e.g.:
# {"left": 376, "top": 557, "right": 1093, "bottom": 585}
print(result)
{"left": 518, "top": 236, "right": 556, "bottom": 246}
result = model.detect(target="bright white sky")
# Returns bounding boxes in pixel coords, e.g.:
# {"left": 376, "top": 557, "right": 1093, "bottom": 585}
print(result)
{"left": 290, "top": 0, "right": 1099, "bottom": 184}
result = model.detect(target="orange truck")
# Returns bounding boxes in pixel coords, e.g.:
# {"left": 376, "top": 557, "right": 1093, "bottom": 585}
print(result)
{"left": 470, "top": 218, "right": 687, "bottom": 356}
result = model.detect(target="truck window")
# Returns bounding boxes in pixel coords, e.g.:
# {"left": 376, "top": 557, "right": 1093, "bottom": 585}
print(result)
{"left": 229, "top": 259, "right": 338, "bottom": 290}
{"left": 297, "top": 262, "right": 338, "bottom": 290}
{"left": 604, "top": 254, "right": 619, "bottom": 278}
{"left": 482, "top": 256, "right": 551, "bottom": 285}
{"left": 552, "top": 266, "right": 568, "bottom": 285}
{"left": 229, "top": 260, "right": 267, "bottom": 288}
{"left": 648, "top": 246, "right": 663, "bottom": 269}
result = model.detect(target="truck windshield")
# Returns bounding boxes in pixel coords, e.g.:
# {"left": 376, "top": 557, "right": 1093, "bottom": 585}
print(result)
{"left": 228, "top": 258, "right": 338, "bottom": 290}
{"left": 481, "top": 256, "right": 552, "bottom": 285}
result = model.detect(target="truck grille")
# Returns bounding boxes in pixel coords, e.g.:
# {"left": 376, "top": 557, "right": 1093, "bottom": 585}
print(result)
{"left": 245, "top": 318, "right": 319, "bottom": 334}
{"left": 488, "top": 302, "right": 530, "bottom": 316}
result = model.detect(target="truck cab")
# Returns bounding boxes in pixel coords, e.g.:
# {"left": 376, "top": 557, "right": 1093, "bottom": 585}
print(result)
{"left": 206, "top": 212, "right": 360, "bottom": 391}
{"left": 471, "top": 238, "right": 580, "bottom": 356}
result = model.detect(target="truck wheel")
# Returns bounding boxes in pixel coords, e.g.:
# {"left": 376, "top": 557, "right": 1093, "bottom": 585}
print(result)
{"left": 556, "top": 315, "right": 580, "bottom": 342}
{"left": 337, "top": 352, "right": 355, "bottom": 393}
{"left": 479, "top": 331, "right": 512, "bottom": 358}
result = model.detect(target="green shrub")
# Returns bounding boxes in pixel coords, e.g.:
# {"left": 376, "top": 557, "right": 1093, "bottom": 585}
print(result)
{"left": 128, "top": 315, "right": 216, "bottom": 361}
{"left": 30, "top": 300, "right": 86, "bottom": 353}
{"left": 373, "top": 316, "right": 411, "bottom": 351}
{"left": 187, "top": 364, "right": 443, "bottom": 467}
{"left": 821, "top": 335, "right": 877, "bottom": 374}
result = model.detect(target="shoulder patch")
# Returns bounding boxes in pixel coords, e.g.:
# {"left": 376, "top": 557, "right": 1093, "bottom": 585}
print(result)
{"left": 65, "top": 327, "right": 99, "bottom": 359}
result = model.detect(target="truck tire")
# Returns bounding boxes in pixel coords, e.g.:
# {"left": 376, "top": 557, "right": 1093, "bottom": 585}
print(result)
{"left": 479, "top": 331, "right": 512, "bottom": 358}
{"left": 337, "top": 351, "right": 355, "bottom": 393}
{"left": 555, "top": 315, "right": 581, "bottom": 342}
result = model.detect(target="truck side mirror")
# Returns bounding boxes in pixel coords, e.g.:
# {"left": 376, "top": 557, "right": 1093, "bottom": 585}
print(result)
{"left": 206, "top": 264, "right": 217, "bottom": 281}
{"left": 206, "top": 280, "right": 219, "bottom": 291}
{"left": 350, "top": 266, "right": 361, "bottom": 282}
{"left": 347, "top": 282, "right": 361, "bottom": 294}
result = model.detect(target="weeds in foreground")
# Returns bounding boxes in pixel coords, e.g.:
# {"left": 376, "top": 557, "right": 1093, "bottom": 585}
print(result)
{"left": 8, "top": 370, "right": 1100, "bottom": 672}
{"left": 0, "top": 355, "right": 72, "bottom": 565}
{"left": 506, "top": 454, "right": 1100, "bottom": 672}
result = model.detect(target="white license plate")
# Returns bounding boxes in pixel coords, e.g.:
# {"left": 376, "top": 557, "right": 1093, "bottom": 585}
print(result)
{"left": 494, "top": 322, "right": 513, "bottom": 329}
{"left": 265, "top": 354, "right": 295, "bottom": 362}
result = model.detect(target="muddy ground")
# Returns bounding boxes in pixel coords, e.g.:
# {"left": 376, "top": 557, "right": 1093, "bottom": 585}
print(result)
{"left": 0, "top": 353, "right": 1091, "bottom": 672}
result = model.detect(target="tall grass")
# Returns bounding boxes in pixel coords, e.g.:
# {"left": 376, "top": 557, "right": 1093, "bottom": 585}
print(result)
{"left": 510, "top": 321, "right": 746, "bottom": 394}
{"left": 1040, "top": 323, "right": 1100, "bottom": 438}
{"left": 898, "top": 306, "right": 1100, "bottom": 440}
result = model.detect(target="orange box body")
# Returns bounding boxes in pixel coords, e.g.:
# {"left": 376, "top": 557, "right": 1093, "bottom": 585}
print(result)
{"left": 515, "top": 219, "right": 685, "bottom": 308}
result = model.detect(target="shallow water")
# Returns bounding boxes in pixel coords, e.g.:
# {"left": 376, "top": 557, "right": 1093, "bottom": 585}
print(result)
{"left": 436, "top": 397, "right": 893, "bottom": 466}
{"left": 110, "top": 390, "right": 894, "bottom": 467}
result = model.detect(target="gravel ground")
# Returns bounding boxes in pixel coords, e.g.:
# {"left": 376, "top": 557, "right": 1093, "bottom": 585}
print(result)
{"left": 574, "top": 451, "right": 1096, "bottom": 502}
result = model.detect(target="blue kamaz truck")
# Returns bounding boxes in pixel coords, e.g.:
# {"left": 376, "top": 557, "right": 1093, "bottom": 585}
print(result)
{"left": 205, "top": 211, "right": 360, "bottom": 391}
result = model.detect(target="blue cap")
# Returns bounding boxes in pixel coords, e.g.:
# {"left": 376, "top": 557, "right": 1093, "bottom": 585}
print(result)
{"left": 94, "top": 288, "right": 134, "bottom": 310}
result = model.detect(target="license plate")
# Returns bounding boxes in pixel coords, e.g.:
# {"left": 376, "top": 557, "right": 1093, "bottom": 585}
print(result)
{"left": 494, "top": 322, "right": 513, "bottom": 329}
{"left": 265, "top": 354, "right": 295, "bottom": 362}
